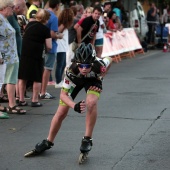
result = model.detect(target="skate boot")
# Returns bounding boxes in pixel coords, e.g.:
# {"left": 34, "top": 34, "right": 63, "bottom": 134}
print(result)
{"left": 78, "top": 136, "right": 93, "bottom": 164}
{"left": 24, "top": 139, "right": 54, "bottom": 157}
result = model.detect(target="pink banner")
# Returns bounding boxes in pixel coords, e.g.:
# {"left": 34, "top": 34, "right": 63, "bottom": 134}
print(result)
{"left": 102, "top": 28, "right": 142, "bottom": 58}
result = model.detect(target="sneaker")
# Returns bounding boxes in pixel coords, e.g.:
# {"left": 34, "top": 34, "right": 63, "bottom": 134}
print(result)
{"left": 47, "top": 81, "right": 55, "bottom": 85}
{"left": 55, "top": 81, "right": 63, "bottom": 88}
{"left": 39, "top": 92, "right": 55, "bottom": 100}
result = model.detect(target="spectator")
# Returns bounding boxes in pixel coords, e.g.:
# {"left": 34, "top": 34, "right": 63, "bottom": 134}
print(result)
{"left": 113, "top": 4, "right": 122, "bottom": 21}
{"left": 102, "top": 2, "right": 112, "bottom": 32}
{"left": 39, "top": 0, "right": 63, "bottom": 100}
{"left": 66, "top": 6, "right": 78, "bottom": 69}
{"left": 0, "top": 56, "right": 9, "bottom": 119}
{"left": 75, "top": 6, "right": 102, "bottom": 46}
{"left": 162, "top": 4, "right": 170, "bottom": 25}
{"left": 18, "top": 9, "right": 52, "bottom": 107}
{"left": 74, "top": 7, "right": 93, "bottom": 30}
{"left": 7, "top": 0, "right": 27, "bottom": 104}
{"left": 146, "top": 2, "right": 157, "bottom": 44}
{"left": 55, "top": 8, "right": 74, "bottom": 88}
{"left": 94, "top": 5, "right": 105, "bottom": 58}
{"left": 107, "top": 11, "right": 123, "bottom": 32}
{"left": 26, "top": 0, "right": 41, "bottom": 22}
{"left": 0, "top": 0, "right": 26, "bottom": 114}
{"left": 7, "top": 0, "right": 26, "bottom": 60}
{"left": 103, "top": 1, "right": 112, "bottom": 14}
{"left": 76, "top": 4, "right": 84, "bottom": 20}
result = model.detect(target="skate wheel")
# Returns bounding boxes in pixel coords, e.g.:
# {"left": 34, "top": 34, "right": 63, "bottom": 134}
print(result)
{"left": 83, "top": 152, "right": 88, "bottom": 160}
{"left": 78, "top": 153, "right": 84, "bottom": 164}
{"left": 24, "top": 150, "right": 36, "bottom": 157}
{"left": 78, "top": 152, "right": 88, "bottom": 164}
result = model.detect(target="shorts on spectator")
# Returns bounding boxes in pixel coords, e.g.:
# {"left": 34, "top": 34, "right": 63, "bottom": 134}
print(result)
{"left": 4, "top": 62, "right": 19, "bottom": 84}
{"left": 44, "top": 53, "right": 56, "bottom": 71}
{"left": 95, "top": 38, "right": 103, "bottom": 47}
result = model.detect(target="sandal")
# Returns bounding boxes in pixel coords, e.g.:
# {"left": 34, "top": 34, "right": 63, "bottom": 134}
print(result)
{"left": 18, "top": 101, "right": 28, "bottom": 106}
{"left": 16, "top": 97, "right": 19, "bottom": 104}
{"left": 0, "top": 95, "right": 9, "bottom": 103}
{"left": 7, "top": 105, "right": 26, "bottom": 115}
{"left": 0, "top": 111, "right": 9, "bottom": 119}
{"left": 31, "top": 102, "right": 42, "bottom": 107}
{"left": 0, "top": 104, "right": 7, "bottom": 112}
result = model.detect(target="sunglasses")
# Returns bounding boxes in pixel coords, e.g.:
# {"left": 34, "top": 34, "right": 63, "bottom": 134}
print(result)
{"left": 77, "top": 63, "right": 92, "bottom": 69}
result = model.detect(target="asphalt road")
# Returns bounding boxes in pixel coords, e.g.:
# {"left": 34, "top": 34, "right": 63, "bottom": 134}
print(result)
{"left": 1, "top": 49, "right": 170, "bottom": 170}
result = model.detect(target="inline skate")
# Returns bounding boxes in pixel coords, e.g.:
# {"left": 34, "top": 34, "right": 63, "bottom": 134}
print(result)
{"left": 78, "top": 136, "right": 93, "bottom": 164}
{"left": 24, "top": 139, "right": 53, "bottom": 157}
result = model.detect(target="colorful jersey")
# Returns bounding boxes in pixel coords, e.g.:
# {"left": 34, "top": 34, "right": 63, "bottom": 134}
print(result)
{"left": 62, "top": 56, "right": 112, "bottom": 98}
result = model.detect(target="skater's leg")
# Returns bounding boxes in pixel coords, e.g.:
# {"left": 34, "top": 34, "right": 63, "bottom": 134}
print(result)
{"left": 24, "top": 105, "right": 69, "bottom": 157}
{"left": 47, "top": 105, "right": 69, "bottom": 142}
{"left": 84, "top": 93, "right": 98, "bottom": 137}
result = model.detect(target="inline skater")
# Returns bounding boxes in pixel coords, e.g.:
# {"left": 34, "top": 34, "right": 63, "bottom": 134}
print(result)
{"left": 24, "top": 43, "right": 112, "bottom": 163}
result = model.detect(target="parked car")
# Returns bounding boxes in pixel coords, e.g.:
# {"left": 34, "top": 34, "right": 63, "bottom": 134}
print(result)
{"left": 129, "top": 1, "right": 148, "bottom": 41}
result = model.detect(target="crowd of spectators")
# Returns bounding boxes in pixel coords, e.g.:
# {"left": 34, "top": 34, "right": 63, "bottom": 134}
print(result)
{"left": 0, "top": 0, "right": 124, "bottom": 119}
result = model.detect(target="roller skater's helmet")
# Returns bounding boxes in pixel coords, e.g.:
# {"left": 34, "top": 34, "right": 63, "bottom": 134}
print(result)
{"left": 74, "top": 43, "right": 96, "bottom": 64}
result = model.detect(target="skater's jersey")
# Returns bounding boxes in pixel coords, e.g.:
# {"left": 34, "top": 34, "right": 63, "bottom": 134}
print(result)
{"left": 62, "top": 57, "right": 111, "bottom": 98}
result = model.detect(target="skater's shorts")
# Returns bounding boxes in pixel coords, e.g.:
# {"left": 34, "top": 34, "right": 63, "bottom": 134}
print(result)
{"left": 44, "top": 53, "right": 57, "bottom": 71}
{"left": 59, "top": 79, "right": 100, "bottom": 106}
{"left": 4, "top": 62, "right": 19, "bottom": 84}
{"left": 59, "top": 88, "right": 101, "bottom": 106}
{"left": 94, "top": 38, "right": 103, "bottom": 47}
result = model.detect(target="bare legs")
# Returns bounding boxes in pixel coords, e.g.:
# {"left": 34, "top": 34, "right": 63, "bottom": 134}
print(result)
{"left": 18, "top": 79, "right": 27, "bottom": 102}
{"left": 95, "top": 46, "right": 103, "bottom": 58}
{"left": 84, "top": 94, "right": 98, "bottom": 137}
{"left": 32, "top": 82, "right": 41, "bottom": 102}
{"left": 19, "top": 79, "right": 41, "bottom": 102}
{"left": 6, "top": 84, "right": 16, "bottom": 108}
{"left": 47, "top": 105, "right": 69, "bottom": 142}
{"left": 47, "top": 93, "right": 98, "bottom": 143}
{"left": 41, "top": 69, "right": 51, "bottom": 95}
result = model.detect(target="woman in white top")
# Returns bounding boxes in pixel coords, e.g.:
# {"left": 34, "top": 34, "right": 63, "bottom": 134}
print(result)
{"left": 94, "top": 15, "right": 105, "bottom": 58}
{"left": 55, "top": 8, "right": 74, "bottom": 88}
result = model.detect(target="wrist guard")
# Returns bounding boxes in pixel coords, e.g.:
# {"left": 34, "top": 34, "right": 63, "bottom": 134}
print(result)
{"left": 74, "top": 101, "right": 83, "bottom": 113}
{"left": 94, "top": 80, "right": 102, "bottom": 90}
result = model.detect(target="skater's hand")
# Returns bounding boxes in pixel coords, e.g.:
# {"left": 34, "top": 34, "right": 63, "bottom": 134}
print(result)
{"left": 89, "top": 80, "right": 102, "bottom": 92}
{"left": 74, "top": 100, "right": 86, "bottom": 114}
{"left": 89, "top": 86, "right": 102, "bottom": 93}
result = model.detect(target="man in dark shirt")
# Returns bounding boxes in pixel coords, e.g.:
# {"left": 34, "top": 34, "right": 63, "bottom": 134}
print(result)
{"left": 147, "top": 2, "right": 157, "bottom": 44}
{"left": 76, "top": 6, "right": 102, "bottom": 46}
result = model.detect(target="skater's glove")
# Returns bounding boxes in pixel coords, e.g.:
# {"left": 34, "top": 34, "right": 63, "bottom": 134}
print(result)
{"left": 74, "top": 100, "right": 84, "bottom": 113}
{"left": 94, "top": 79, "right": 102, "bottom": 90}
